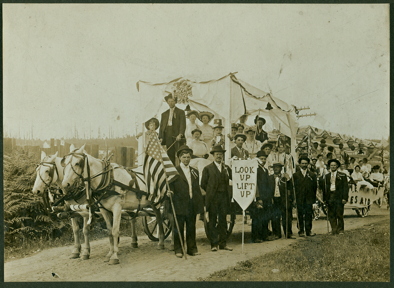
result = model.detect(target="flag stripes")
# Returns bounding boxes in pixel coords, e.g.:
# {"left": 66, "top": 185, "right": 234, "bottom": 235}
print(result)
{"left": 143, "top": 134, "right": 178, "bottom": 204}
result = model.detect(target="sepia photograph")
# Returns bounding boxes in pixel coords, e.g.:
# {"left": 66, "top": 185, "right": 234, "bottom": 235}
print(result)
{"left": 3, "top": 3, "right": 390, "bottom": 283}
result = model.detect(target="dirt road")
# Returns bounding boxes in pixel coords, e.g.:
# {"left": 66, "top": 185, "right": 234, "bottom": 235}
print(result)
{"left": 5, "top": 204, "right": 389, "bottom": 282}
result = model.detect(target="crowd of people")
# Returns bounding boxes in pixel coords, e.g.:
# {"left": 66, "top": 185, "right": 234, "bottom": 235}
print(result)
{"left": 140, "top": 93, "right": 388, "bottom": 258}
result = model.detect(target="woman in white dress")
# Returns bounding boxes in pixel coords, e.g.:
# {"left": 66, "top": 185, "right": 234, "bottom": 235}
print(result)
{"left": 242, "top": 127, "right": 262, "bottom": 159}
{"left": 198, "top": 111, "right": 214, "bottom": 148}
{"left": 185, "top": 110, "right": 200, "bottom": 146}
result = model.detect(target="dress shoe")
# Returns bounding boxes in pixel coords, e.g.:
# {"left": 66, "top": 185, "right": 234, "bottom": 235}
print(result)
{"left": 252, "top": 239, "right": 263, "bottom": 243}
{"left": 211, "top": 247, "right": 218, "bottom": 252}
{"left": 219, "top": 246, "right": 233, "bottom": 251}
{"left": 286, "top": 235, "right": 296, "bottom": 239}
{"left": 264, "top": 236, "right": 275, "bottom": 241}
{"left": 274, "top": 235, "right": 281, "bottom": 239}
{"left": 306, "top": 232, "right": 316, "bottom": 237}
{"left": 339, "top": 232, "right": 344, "bottom": 235}
{"left": 298, "top": 232, "right": 305, "bottom": 237}
{"left": 189, "top": 252, "right": 201, "bottom": 256}
{"left": 175, "top": 253, "right": 183, "bottom": 258}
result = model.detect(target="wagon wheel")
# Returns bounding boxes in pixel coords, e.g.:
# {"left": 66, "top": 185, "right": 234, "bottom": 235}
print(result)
{"left": 142, "top": 208, "right": 172, "bottom": 242}
{"left": 203, "top": 210, "right": 236, "bottom": 241}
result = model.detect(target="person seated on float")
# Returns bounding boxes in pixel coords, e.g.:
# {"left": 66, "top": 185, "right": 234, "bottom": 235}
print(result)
{"left": 310, "top": 142, "right": 320, "bottom": 158}
{"left": 360, "top": 158, "right": 372, "bottom": 175}
{"left": 310, "top": 157, "right": 318, "bottom": 174}
{"left": 185, "top": 110, "right": 201, "bottom": 146}
{"left": 243, "top": 127, "right": 262, "bottom": 159}
{"left": 350, "top": 165, "right": 364, "bottom": 183}
{"left": 238, "top": 114, "right": 250, "bottom": 132}
{"left": 327, "top": 146, "right": 337, "bottom": 160}
{"left": 237, "top": 123, "right": 245, "bottom": 134}
{"left": 254, "top": 116, "right": 268, "bottom": 144}
{"left": 347, "top": 157, "right": 356, "bottom": 174}
{"left": 198, "top": 111, "right": 214, "bottom": 147}
{"left": 338, "top": 163, "right": 350, "bottom": 177}
{"left": 231, "top": 134, "right": 249, "bottom": 160}
{"left": 227, "top": 123, "right": 238, "bottom": 142}
{"left": 211, "top": 119, "right": 225, "bottom": 149}
{"left": 188, "top": 129, "right": 209, "bottom": 159}
{"left": 369, "top": 165, "right": 384, "bottom": 187}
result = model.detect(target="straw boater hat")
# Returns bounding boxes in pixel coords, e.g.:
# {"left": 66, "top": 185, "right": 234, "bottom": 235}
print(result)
{"left": 176, "top": 145, "right": 193, "bottom": 158}
{"left": 191, "top": 128, "right": 202, "bottom": 135}
{"left": 272, "top": 162, "right": 284, "bottom": 168}
{"left": 144, "top": 118, "right": 159, "bottom": 130}
{"left": 210, "top": 145, "right": 226, "bottom": 155}
{"left": 213, "top": 119, "right": 224, "bottom": 129}
{"left": 199, "top": 111, "right": 214, "bottom": 122}
{"left": 244, "top": 126, "right": 256, "bottom": 134}
{"left": 187, "top": 110, "right": 199, "bottom": 118}
{"left": 254, "top": 116, "right": 266, "bottom": 125}
{"left": 234, "top": 134, "right": 247, "bottom": 141}
{"left": 327, "top": 159, "right": 341, "bottom": 167}
{"left": 231, "top": 123, "right": 238, "bottom": 130}
{"left": 261, "top": 143, "right": 273, "bottom": 150}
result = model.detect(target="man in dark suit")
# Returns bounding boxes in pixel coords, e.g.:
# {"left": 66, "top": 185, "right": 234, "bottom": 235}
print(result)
{"left": 159, "top": 93, "right": 186, "bottom": 164}
{"left": 320, "top": 159, "right": 349, "bottom": 235}
{"left": 293, "top": 156, "right": 318, "bottom": 237}
{"left": 251, "top": 151, "right": 274, "bottom": 242}
{"left": 268, "top": 163, "right": 295, "bottom": 239}
{"left": 169, "top": 145, "right": 204, "bottom": 258}
{"left": 201, "top": 145, "right": 233, "bottom": 251}
{"left": 231, "top": 134, "right": 249, "bottom": 160}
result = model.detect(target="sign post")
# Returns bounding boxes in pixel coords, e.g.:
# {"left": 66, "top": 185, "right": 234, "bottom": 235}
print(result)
{"left": 232, "top": 159, "right": 258, "bottom": 252}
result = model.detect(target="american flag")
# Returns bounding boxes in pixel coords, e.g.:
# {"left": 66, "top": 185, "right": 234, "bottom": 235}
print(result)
{"left": 143, "top": 133, "right": 179, "bottom": 204}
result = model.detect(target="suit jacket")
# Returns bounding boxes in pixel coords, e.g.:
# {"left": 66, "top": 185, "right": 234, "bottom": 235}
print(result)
{"left": 267, "top": 174, "right": 293, "bottom": 206}
{"left": 159, "top": 106, "right": 186, "bottom": 145}
{"left": 255, "top": 127, "right": 268, "bottom": 143}
{"left": 201, "top": 162, "right": 232, "bottom": 210}
{"left": 231, "top": 146, "right": 249, "bottom": 160}
{"left": 169, "top": 166, "right": 204, "bottom": 215}
{"left": 293, "top": 169, "right": 317, "bottom": 205}
{"left": 320, "top": 171, "right": 349, "bottom": 203}
{"left": 256, "top": 164, "right": 272, "bottom": 203}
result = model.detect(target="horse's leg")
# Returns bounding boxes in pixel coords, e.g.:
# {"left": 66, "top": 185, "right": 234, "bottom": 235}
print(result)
{"left": 70, "top": 217, "right": 81, "bottom": 259}
{"left": 81, "top": 216, "right": 91, "bottom": 260}
{"left": 152, "top": 205, "right": 165, "bottom": 250}
{"left": 109, "top": 204, "right": 122, "bottom": 265}
{"left": 130, "top": 217, "right": 138, "bottom": 248}
{"left": 101, "top": 210, "right": 114, "bottom": 262}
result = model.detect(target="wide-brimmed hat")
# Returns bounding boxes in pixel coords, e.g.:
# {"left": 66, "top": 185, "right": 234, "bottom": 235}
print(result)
{"left": 272, "top": 162, "right": 284, "bottom": 168}
{"left": 210, "top": 145, "right": 226, "bottom": 155}
{"left": 254, "top": 116, "right": 266, "bottom": 125}
{"left": 191, "top": 128, "right": 202, "bottom": 135}
{"left": 234, "top": 134, "right": 247, "bottom": 141}
{"left": 327, "top": 159, "right": 341, "bottom": 167}
{"left": 244, "top": 126, "right": 255, "bottom": 133}
{"left": 144, "top": 118, "right": 159, "bottom": 130}
{"left": 187, "top": 110, "right": 199, "bottom": 118}
{"left": 261, "top": 143, "right": 273, "bottom": 150}
{"left": 176, "top": 145, "right": 193, "bottom": 158}
{"left": 257, "top": 150, "right": 267, "bottom": 158}
{"left": 164, "top": 93, "right": 176, "bottom": 102}
{"left": 298, "top": 156, "right": 310, "bottom": 164}
{"left": 199, "top": 111, "right": 214, "bottom": 122}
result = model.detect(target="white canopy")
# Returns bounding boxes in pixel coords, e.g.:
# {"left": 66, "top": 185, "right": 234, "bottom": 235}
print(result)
{"left": 136, "top": 73, "right": 299, "bottom": 163}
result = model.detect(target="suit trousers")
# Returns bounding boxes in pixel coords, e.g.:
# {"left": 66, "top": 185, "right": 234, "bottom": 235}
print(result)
{"left": 251, "top": 204, "right": 272, "bottom": 241}
{"left": 207, "top": 193, "right": 228, "bottom": 248}
{"left": 272, "top": 197, "right": 292, "bottom": 237}
{"left": 296, "top": 202, "right": 313, "bottom": 234}
{"left": 164, "top": 126, "right": 177, "bottom": 165}
{"left": 327, "top": 202, "right": 345, "bottom": 234}
{"left": 173, "top": 200, "right": 198, "bottom": 255}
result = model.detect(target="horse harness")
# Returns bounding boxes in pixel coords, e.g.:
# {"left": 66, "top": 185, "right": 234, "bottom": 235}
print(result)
{"left": 63, "top": 152, "right": 149, "bottom": 218}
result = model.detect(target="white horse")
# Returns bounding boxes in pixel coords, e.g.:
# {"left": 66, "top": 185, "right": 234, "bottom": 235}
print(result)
{"left": 32, "top": 146, "right": 92, "bottom": 260}
{"left": 61, "top": 144, "right": 165, "bottom": 265}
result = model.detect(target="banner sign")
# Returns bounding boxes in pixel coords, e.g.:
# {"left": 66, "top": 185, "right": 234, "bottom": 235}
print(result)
{"left": 232, "top": 159, "right": 258, "bottom": 211}
{"left": 345, "top": 180, "right": 383, "bottom": 209}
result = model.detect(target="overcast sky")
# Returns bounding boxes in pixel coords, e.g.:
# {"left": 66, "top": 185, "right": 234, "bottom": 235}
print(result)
{"left": 3, "top": 4, "right": 389, "bottom": 141}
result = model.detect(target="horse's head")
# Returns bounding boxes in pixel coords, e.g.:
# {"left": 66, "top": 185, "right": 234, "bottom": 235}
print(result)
{"left": 61, "top": 144, "right": 86, "bottom": 189}
{"left": 32, "top": 151, "right": 59, "bottom": 195}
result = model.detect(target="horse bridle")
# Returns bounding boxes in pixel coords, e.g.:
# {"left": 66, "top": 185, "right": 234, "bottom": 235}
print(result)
{"left": 37, "top": 161, "right": 59, "bottom": 188}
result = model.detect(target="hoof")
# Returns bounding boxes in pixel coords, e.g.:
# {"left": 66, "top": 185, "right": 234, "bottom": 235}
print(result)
{"left": 131, "top": 243, "right": 138, "bottom": 248}
{"left": 109, "top": 259, "right": 120, "bottom": 265}
{"left": 104, "top": 257, "right": 110, "bottom": 262}
{"left": 70, "top": 253, "right": 80, "bottom": 259}
{"left": 82, "top": 255, "right": 90, "bottom": 260}
{"left": 157, "top": 245, "right": 165, "bottom": 250}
